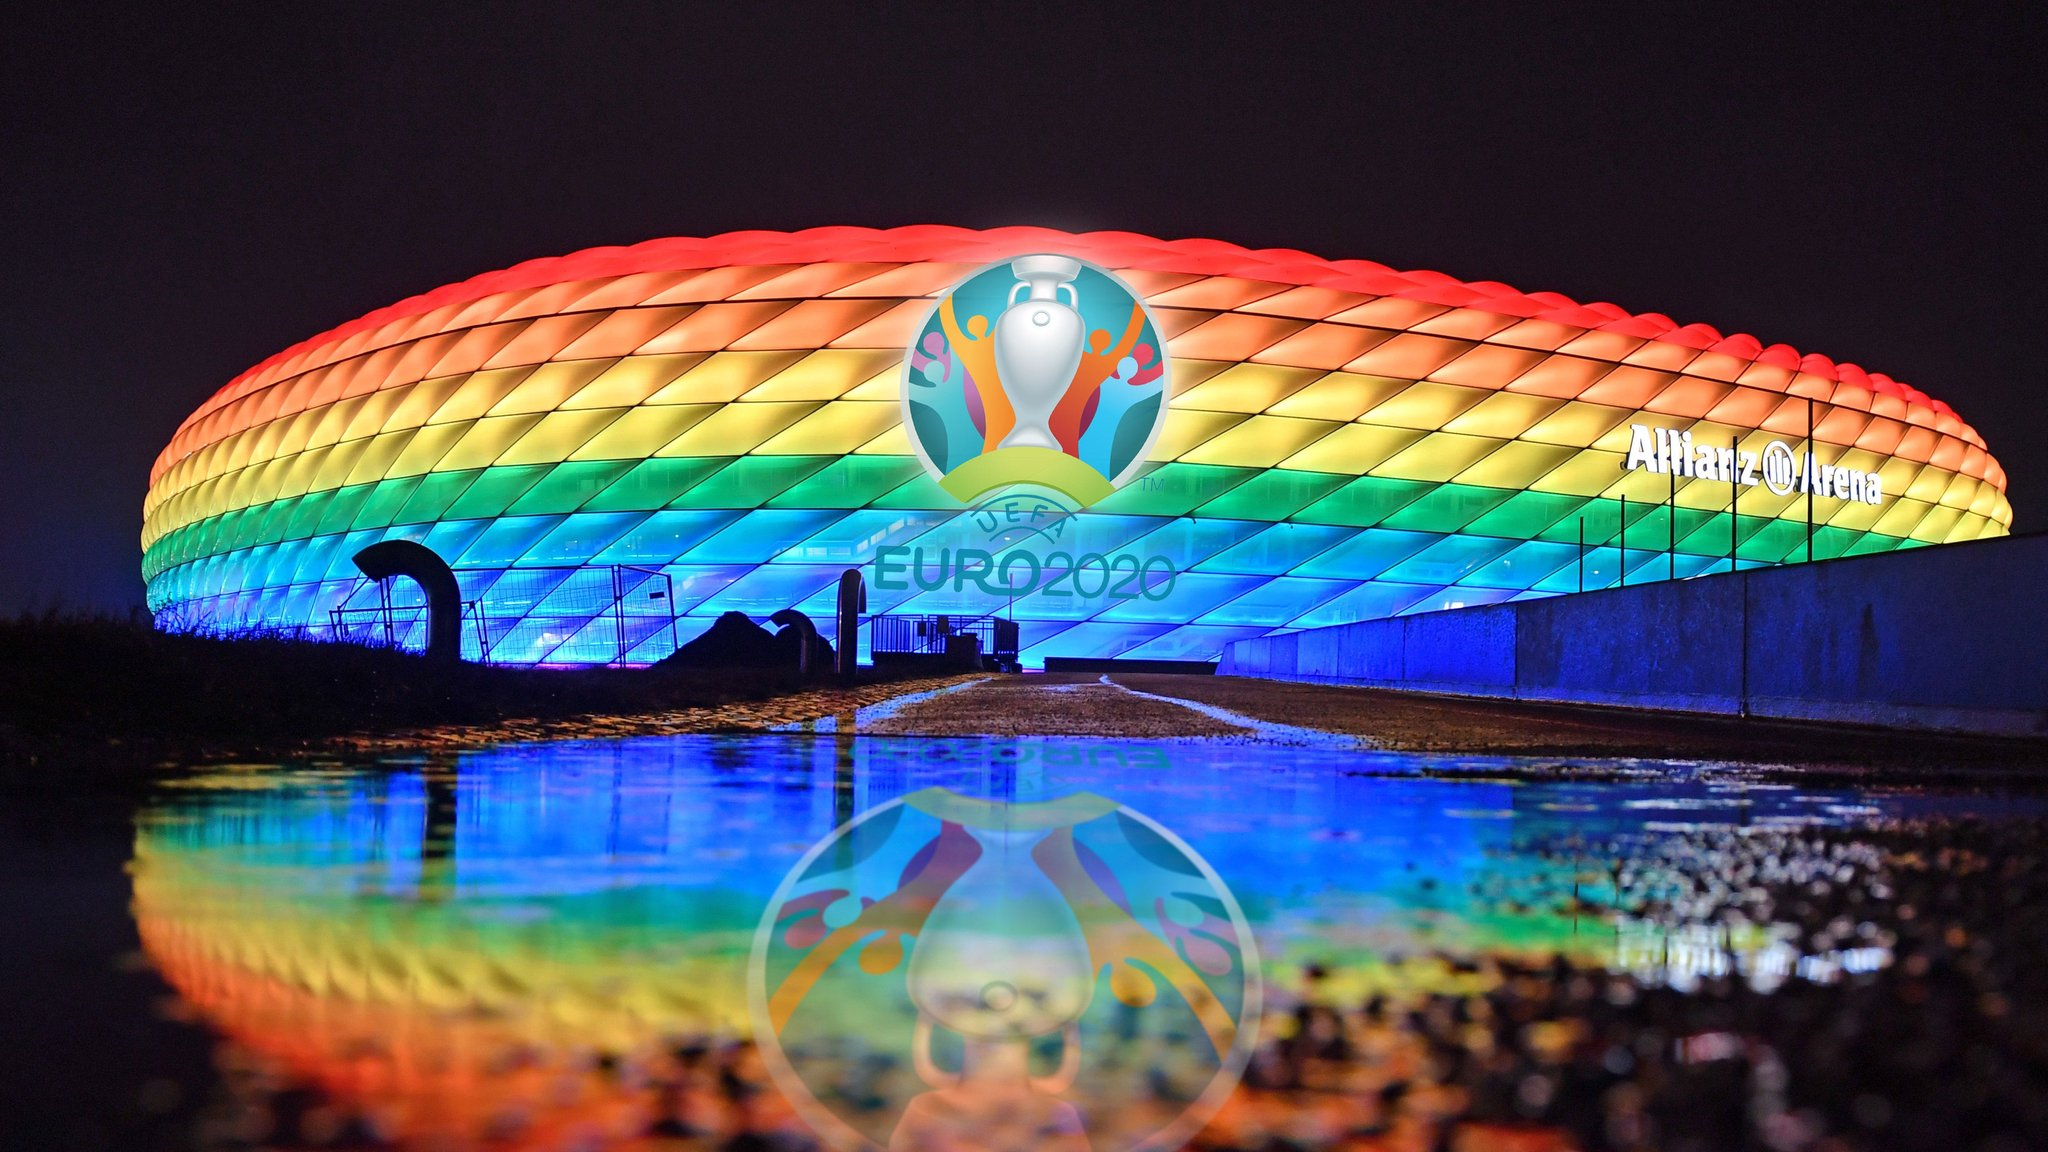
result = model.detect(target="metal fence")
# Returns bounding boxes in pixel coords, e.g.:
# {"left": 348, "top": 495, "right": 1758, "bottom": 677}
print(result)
{"left": 329, "top": 600, "right": 490, "bottom": 657}
{"left": 869, "top": 613, "right": 1020, "bottom": 669}
{"left": 329, "top": 564, "right": 678, "bottom": 667}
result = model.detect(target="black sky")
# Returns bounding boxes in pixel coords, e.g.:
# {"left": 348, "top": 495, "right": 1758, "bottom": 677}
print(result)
{"left": 2, "top": 3, "right": 2042, "bottom": 615}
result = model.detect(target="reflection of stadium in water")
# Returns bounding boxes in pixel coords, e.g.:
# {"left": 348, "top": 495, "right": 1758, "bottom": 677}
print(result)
{"left": 131, "top": 737, "right": 2025, "bottom": 1146}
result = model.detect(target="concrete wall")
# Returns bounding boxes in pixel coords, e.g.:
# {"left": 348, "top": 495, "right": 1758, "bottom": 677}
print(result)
{"left": 1219, "top": 533, "right": 2048, "bottom": 737}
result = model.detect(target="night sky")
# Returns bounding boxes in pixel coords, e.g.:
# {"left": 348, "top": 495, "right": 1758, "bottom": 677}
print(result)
{"left": 3, "top": 5, "right": 2042, "bottom": 615}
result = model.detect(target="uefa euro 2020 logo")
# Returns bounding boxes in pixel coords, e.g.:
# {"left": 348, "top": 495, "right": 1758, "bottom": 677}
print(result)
{"left": 903, "top": 256, "right": 1170, "bottom": 508}
{"left": 747, "top": 788, "right": 1260, "bottom": 1152}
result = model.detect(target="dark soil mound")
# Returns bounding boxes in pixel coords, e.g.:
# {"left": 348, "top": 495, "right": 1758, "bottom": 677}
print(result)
{"left": 655, "top": 611, "right": 833, "bottom": 671}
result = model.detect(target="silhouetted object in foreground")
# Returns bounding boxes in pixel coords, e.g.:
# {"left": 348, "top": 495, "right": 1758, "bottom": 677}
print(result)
{"left": 836, "top": 569, "right": 865, "bottom": 684}
{"left": 870, "top": 612, "right": 1018, "bottom": 672}
{"left": 0, "top": 615, "right": 842, "bottom": 788}
{"left": 350, "top": 540, "right": 462, "bottom": 663}
{"left": 658, "top": 611, "right": 833, "bottom": 673}
{"left": 768, "top": 609, "right": 823, "bottom": 676}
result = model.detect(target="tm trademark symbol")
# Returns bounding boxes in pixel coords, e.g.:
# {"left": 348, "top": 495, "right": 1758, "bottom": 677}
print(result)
{"left": 1139, "top": 473, "right": 1168, "bottom": 492}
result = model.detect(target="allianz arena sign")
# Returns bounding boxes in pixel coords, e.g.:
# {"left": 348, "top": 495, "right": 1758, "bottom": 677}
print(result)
{"left": 1622, "top": 423, "right": 1886, "bottom": 506}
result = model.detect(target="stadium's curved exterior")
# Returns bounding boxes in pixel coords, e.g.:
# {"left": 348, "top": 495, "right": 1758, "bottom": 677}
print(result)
{"left": 142, "top": 227, "right": 2012, "bottom": 666}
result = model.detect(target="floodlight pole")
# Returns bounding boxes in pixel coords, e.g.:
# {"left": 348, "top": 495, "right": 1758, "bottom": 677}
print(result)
{"left": 1618, "top": 494, "right": 1627, "bottom": 588}
{"left": 1730, "top": 436, "right": 1741, "bottom": 573}
{"left": 1807, "top": 396, "right": 1816, "bottom": 563}
{"left": 1668, "top": 463, "right": 1677, "bottom": 582}
{"left": 1577, "top": 517, "right": 1585, "bottom": 594}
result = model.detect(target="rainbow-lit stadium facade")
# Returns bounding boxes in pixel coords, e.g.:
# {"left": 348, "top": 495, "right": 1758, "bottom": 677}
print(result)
{"left": 142, "top": 227, "right": 2012, "bottom": 667}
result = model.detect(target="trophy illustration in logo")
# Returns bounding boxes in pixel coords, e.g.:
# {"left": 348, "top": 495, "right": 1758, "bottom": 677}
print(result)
{"left": 904, "top": 256, "right": 1170, "bottom": 507}
{"left": 748, "top": 788, "right": 1260, "bottom": 1152}
{"left": 992, "top": 255, "right": 1086, "bottom": 451}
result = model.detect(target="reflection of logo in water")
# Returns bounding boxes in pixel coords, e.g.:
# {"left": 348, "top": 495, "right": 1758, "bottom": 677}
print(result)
{"left": 747, "top": 787, "right": 1260, "bottom": 1152}
{"left": 903, "top": 256, "right": 1170, "bottom": 508}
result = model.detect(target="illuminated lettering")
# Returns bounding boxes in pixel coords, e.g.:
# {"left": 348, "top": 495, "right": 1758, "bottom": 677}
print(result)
{"left": 997, "top": 549, "right": 1042, "bottom": 591}
{"left": 954, "top": 548, "right": 996, "bottom": 593}
{"left": 874, "top": 545, "right": 909, "bottom": 590}
{"left": 870, "top": 547, "right": 1181, "bottom": 602}
{"left": 1626, "top": 424, "right": 1657, "bottom": 472}
{"left": 913, "top": 547, "right": 949, "bottom": 591}
{"left": 1620, "top": 422, "right": 1884, "bottom": 506}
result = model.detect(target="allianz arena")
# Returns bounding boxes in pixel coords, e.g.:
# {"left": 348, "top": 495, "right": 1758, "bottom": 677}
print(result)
{"left": 142, "top": 226, "right": 2012, "bottom": 667}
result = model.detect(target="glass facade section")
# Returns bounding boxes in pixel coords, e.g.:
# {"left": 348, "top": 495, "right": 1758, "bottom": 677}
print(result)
{"left": 141, "top": 227, "right": 2013, "bottom": 666}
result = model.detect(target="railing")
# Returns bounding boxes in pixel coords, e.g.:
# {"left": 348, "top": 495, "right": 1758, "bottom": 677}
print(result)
{"left": 334, "top": 572, "right": 1034, "bottom": 670}
{"left": 329, "top": 600, "right": 490, "bottom": 657}
{"left": 329, "top": 564, "right": 678, "bottom": 667}
{"left": 869, "top": 613, "right": 1020, "bottom": 669}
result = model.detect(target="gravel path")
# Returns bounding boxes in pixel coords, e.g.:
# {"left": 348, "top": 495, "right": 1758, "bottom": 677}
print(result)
{"left": 330, "top": 672, "right": 990, "bottom": 754}
{"left": 334, "top": 670, "right": 2048, "bottom": 775}
{"left": 788, "top": 670, "right": 2048, "bottom": 774}
{"left": 1107, "top": 674, "right": 2048, "bottom": 771}
{"left": 857, "top": 672, "right": 1251, "bottom": 738}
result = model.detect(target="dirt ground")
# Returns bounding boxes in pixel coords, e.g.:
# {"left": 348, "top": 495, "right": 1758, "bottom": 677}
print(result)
{"left": 330, "top": 672, "right": 991, "bottom": 755}
{"left": 857, "top": 673, "right": 1247, "bottom": 738}
{"left": 344, "top": 670, "right": 2048, "bottom": 776}
{"left": 1112, "top": 674, "right": 2048, "bottom": 765}
{"left": 845, "top": 671, "right": 2048, "bottom": 775}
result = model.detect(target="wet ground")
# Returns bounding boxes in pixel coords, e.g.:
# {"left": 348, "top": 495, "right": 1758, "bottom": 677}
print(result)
{"left": 827, "top": 674, "right": 2048, "bottom": 776}
{"left": 7, "top": 674, "right": 2048, "bottom": 1152}
{"left": 364, "top": 672, "right": 2048, "bottom": 773}
{"left": 331, "top": 672, "right": 985, "bottom": 757}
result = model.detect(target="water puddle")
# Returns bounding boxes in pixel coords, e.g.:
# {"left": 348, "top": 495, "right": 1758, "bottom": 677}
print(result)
{"left": 10, "top": 733, "right": 2045, "bottom": 1150}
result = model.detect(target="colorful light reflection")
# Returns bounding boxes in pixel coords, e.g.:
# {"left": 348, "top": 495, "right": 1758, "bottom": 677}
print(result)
{"left": 130, "top": 736, "right": 2017, "bottom": 1147}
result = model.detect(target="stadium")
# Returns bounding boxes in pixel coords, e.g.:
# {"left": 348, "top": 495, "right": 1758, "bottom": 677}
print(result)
{"left": 141, "top": 226, "right": 2011, "bottom": 667}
